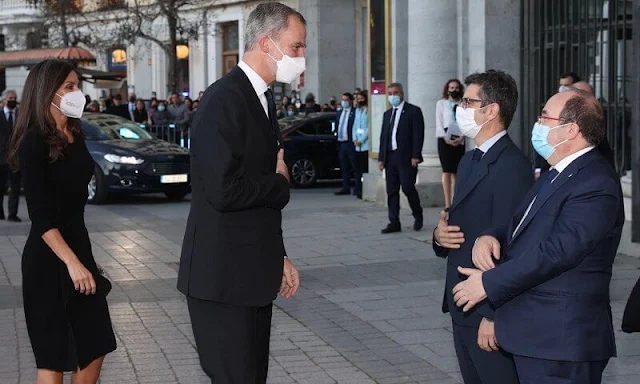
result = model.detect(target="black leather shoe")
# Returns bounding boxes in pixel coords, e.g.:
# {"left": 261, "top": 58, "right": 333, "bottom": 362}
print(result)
{"left": 381, "top": 223, "right": 401, "bottom": 234}
{"left": 334, "top": 189, "right": 350, "bottom": 196}
{"left": 356, "top": 192, "right": 362, "bottom": 199}
{"left": 0, "top": 211, "right": 4, "bottom": 220}
{"left": 413, "top": 217, "right": 423, "bottom": 231}
{"left": 7, "top": 216, "right": 21, "bottom": 223}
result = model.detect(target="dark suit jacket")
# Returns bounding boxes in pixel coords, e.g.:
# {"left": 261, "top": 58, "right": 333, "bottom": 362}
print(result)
{"left": 0, "top": 108, "right": 17, "bottom": 165}
{"left": 336, "top": 108, "right": 356, "bottom": 142}
{"left": 535, "top": 136, "right": 616, "bottom": 172}
{"left": 482, "top": 149, "right": 624, "bottom": 361}
{"left": 177, "top": 66, "right": 290, "bottom": 307}
{"left": 378, "top": 102, "right": 424, "bottom": 165}
{"left": 433, "top": 134, "right": 533, "bottom": 326}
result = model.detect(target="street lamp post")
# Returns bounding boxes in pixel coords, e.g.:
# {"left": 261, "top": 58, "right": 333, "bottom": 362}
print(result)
{"left": 632, "top": 1, "right": 640, "bottom": 242}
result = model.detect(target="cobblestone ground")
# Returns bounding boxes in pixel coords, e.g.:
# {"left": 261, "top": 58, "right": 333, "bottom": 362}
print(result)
{"left": 1, "top": 188, "right": 639, "bottom": 383}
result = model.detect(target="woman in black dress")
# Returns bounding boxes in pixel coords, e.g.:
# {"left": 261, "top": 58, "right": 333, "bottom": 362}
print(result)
{"left": 8, "top": 60, "right": 116, "bottom": 383}
{"left": 435, "top": 79, "right": 466, "bottom": 208}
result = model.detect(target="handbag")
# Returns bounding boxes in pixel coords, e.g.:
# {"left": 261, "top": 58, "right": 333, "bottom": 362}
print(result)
{"left": 622, "top": 275, "right": 640, "bottom": 333}
{"left": 69, "top": 268, "right": 112, "bottom": 298}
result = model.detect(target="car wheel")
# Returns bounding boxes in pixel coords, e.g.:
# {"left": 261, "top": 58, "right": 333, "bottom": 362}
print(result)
{"left": 290, "top": 157, "right": 318, "bottom": 187}
{"left": 87, "top": 165, "right": 108, "bottom": 205}
{"left": 165, "top": 188, "right": 190, "bottom": 201}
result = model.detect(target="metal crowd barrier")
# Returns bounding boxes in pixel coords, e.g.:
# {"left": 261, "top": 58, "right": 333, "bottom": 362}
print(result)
{"left": 141, "top": 124, "right": 191, "bottom": 149}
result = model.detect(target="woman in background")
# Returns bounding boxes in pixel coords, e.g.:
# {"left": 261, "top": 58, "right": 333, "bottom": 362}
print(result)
{"left": 435, "top": 79, "right": 465, "bottom": 209}
{"left": 352, "top": 91, "right": 369, "bottom": 199}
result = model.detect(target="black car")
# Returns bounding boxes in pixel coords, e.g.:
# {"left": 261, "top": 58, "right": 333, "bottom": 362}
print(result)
{"left": 81, "top": 113, "right": 191, "bottom": 204}
{"left": 279, "top": 112, "right": 341, "bottom": 187}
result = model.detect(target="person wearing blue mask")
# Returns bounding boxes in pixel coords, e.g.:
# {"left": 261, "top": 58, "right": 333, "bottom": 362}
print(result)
{"left": 453, "top": 88, "right": 624, "bottom": 384}
{"left": 377, "top": 82, "right": 424, "bottom": 233}
{"left": 334, "top": 92, "right": 358, "bottom": 196}
{"left": 352, "top": 92, "right": 369, "bottom": 199}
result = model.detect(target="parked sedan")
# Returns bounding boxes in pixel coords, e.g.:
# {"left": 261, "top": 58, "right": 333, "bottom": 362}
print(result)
{"left": 279, "top": 112, "right": 341, "bottom": 187}
{"left": 81, "top": 113, "right": 191, "bottom": 204}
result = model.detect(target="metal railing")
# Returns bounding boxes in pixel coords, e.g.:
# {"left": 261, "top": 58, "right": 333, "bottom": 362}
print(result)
{"left": 141, "top": 124, "right": 191, "bottom": 149}
{"left": 521, "top": 0, "right": 633, "bottom": 175}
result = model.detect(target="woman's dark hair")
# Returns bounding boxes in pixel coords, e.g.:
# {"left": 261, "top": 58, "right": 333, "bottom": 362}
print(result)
{"left": 442, "top": 79, "right": 464, "bottom": 99}
{"left": 8, "top": 59, "right": 82, "bottom": 170}
{"left": 136, "top": 99, "right": 146, "bottom": 109}
{"left": 358, "top": 91, "right": 368, "bottom": 105}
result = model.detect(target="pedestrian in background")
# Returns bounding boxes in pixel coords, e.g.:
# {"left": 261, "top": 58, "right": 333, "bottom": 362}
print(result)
{"left": 377, "top": 82, "right": 424, "bottom": 234}
{"left": 0, "top": 89, "right": 22, "bottom": 222}
{"left": 133, "top": 99, "right": 150, "bottom": 125}
{"left": 8, "top": 59, "right": 116, "bottom": 384}
{"left": 436, "top": 79, "right": 465, "bottom": 209}
{"left": 334, "top": 92, "right": 358, "bottom": 196}
{"left": 353, "top": 91, "right": 369, "bottom": 199}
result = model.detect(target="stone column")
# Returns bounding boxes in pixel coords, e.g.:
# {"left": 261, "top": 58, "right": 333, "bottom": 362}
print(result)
{"left": 407, "top": 0, "right": 457, "bottom": 157}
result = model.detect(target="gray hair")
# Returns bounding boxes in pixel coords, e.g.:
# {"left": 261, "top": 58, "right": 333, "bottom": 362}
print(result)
{"left": 388, "top": 83, "right": 404, "bottom": 91}
{"left": 244, "top": 2, "right": 306, "bottom": 52}
{"left": 1, "top": 89, "right": 17, "bottom": 100}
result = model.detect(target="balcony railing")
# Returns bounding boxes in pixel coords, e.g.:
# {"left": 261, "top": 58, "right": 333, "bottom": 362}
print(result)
{"left": 0, "top": 0, "right": 38, "bottom": 12}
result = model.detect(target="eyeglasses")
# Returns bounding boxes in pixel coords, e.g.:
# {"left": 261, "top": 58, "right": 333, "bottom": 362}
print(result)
{"left": 460, "top": 97, "right": 484, "bottom": 109}
{"left": 537, "top": 115, "right": 566, "bottom": 124}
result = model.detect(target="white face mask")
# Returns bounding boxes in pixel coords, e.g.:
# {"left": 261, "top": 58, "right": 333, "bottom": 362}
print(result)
{"left": 52, "top": 90, "right": 86, "bottom": 119}
{"left": 267, "top": 37, "right": 306, "bottom": 84}
{"left": 558, "top": 85, "right": 572, "bottom": 93}
{"left": 455, "top": 106, "right": 489, "bottom": 139}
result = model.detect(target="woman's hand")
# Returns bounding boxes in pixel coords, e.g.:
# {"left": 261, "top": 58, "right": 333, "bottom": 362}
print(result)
{"left": 67, "top": 259, "right": 96, "bottom": 295}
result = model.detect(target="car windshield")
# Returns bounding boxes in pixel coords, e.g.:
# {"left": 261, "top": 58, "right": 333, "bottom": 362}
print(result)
{"left": 81, "top": 118, "right": 154, "bottom": 141}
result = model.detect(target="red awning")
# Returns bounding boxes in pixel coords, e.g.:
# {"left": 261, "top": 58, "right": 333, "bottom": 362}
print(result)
{"left": 0, "top": 47, "right": 96, "bottom": 68}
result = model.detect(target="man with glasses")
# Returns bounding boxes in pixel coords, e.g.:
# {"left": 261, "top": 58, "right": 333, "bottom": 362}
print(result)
{"left": 432, "top": 70, "right": 533, "bottom": 384}
{"left": 453, "top": 88, "right": 623, "bottom": 384}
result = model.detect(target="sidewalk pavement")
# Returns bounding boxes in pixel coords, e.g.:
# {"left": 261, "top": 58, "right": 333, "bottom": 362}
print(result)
{"left": 0, "top": 190, "right": 638, "bottom": 384}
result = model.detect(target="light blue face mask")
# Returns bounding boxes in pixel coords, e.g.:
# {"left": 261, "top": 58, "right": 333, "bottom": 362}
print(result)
{"left": 287, "top": 110, "right": 295, "bottom": 116}
{"left": 531, "top": 122, "right": 570, "bottom": 160}
{"left": 341, "top": 100, "right": 351, "bottom": 109}
{"left": 388, "top": 95, "right": 401, "bottom": 107}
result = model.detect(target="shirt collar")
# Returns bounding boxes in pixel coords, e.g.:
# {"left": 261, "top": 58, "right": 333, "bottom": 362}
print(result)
{"left": 3, "top": 106, "right": 12, "bottom": 114}
{"left": 238, "top": 60, "right": 269, "bottom": 97}
{"left": 552, "top": 146, "right": 595, "bottom": 174}
{"left": 477, "top": 130, "right": 507, "bottom": 154}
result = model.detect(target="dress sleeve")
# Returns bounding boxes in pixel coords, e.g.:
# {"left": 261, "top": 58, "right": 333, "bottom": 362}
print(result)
{"left": 20, "top": 130, "right": 57, "bottom": 236}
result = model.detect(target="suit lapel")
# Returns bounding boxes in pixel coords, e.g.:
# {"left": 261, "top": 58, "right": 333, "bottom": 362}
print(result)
{"left": 450, "top": 135, "right": 511, "bottom": 211}
{"left": 508, "top": 149, "right": 601, "bottom": 245}
{"left": 232, "top": 66, "right": 272, "bottom": 133}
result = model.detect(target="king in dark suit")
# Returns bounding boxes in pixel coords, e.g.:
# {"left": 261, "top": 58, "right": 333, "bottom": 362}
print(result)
{"left": 377, "top": 83, "right": 425, "bottom": 234}
{"left": 177, "top": 3, "right": 306, "bottom": 382}
{"left": 454, "top": 89, "right": 624, "bottom": 384}
{"left": 433, "top": 70, "right": 533, "bottom": 384}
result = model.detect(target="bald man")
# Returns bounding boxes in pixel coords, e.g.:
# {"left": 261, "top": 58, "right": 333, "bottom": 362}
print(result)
{"left": 567, "top": 82, "right": 616, "bottom": 170}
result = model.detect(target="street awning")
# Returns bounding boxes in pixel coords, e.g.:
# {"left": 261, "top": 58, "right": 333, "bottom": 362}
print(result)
{"left": 74, "top": 67, "right": 126, "bottom": 89}
{"left": 0, "top": 47, "right": 96, "bottom": 68}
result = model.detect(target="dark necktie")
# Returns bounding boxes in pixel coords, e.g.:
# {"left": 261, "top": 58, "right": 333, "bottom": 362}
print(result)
{"left": 536, "top": 168, "right": 559, "bottom": 198}
{"left": 264, "top": 89, "right": 281, "bottom": 148}
{"left": 388, "top": 108, "right": 397, "bottom": 151}
{"left": 471, "top": 148, "right": 484, "bottom": 162}
{"left": 7, "top": 111, "right": 13, "bottom": 130}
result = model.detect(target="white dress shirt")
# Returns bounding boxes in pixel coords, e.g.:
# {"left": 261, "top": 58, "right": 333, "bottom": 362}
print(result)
{"left": 237, "top": 60, "right": 269, "bottom": 117}
{"left": 4, "top": 106, "right": 14, "bottom": 122}
{"left": 477, "top": 130, "right": 507, "bottom": 157}
{"left": 390, "top": 100, "right": 405, "bottom": 151}
{"left": 512, "top": 146, "right": 595, "bottom": 236}
{"left": 435, "top": 99, "right": 457, "bottom": 138}
{"left": 338, "top": 107, "right": 351, "bottom": 141}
